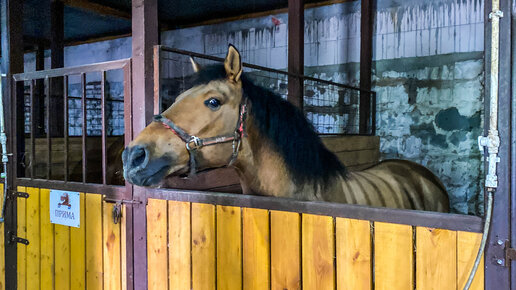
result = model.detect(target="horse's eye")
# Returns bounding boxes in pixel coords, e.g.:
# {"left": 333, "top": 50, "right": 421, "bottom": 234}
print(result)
{"left": 204, "top": 98, "right": 221, "bottom": 110}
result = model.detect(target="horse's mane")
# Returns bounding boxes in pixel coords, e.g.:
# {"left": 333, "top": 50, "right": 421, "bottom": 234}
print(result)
{"left": 189, "top": 65, "right": 347, "bottom": 184}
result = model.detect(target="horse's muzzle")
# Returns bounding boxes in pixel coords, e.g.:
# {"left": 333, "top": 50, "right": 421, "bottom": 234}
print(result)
{"left": 122, "top": 145, "right": 171, "bottom": 186}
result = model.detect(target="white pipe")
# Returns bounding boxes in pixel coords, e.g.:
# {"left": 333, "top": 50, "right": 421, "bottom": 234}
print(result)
{"left": 0, "top": 73, "right": 7, "bottom": 223}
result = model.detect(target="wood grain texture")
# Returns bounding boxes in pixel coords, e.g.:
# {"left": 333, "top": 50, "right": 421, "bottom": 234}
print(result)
{"left": 457, "top": 231, "right": 484, "bottom": 290}
{"left": 54, "top": 223, "right": 71, "bottom": 290}
{"left": 191, "top": 203, "right": 216, "bottom": 290}
{"left": 217, "top": 205, "right": 242, "bottom": 290}
{"left": 242, "top": 208, "right": 270, "bottom": 290}
{"left": 147, "top": 199, "right": 168, "bottom": 290}
{"left": 416, "top": 227, "right": 457, "bottom": 290}
{"left": 103, "top": 201, "right": 122, "bottom": 290}
{"left": 302, "top": 214, "right": 334, "bottom": 290}
{"left": 374, "top": 222, "right": 413, "bottom": 290}
{"left": 336, "top": 218, "right": 371, "bottom": 290}
{"left": 25, "top": 187, "right": 40, "bottom": 289}
{"left": 270, "top": 210, "right": 301, "bottom": 290}
{"left": 16, "top": 186, "right": 26, "bottom": 290}
{"left": 70, "top": 192, "right": 86, "bottom": 289}
{"left": 86, "top": 194, "right": 103, "bottom": 290}
{"left": 39, "top": 188, "right": 54, "bottom": 290}
{"left": 168, "top": 201, "right": 191, "bottom": 290}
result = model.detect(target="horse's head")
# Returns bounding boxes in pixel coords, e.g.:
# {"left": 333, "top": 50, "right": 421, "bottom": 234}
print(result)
{"left": 123, "top": 45, "right": 245, "bottom": 186}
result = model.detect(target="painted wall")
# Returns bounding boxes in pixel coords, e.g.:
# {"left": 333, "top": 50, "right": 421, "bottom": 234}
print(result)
{"left": 22, "top": 0, "right": 485, "bottom": 214}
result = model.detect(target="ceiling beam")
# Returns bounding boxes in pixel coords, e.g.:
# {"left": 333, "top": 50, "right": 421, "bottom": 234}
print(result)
{"left": 61, "top": 0, "right": 131, "bottom": 20}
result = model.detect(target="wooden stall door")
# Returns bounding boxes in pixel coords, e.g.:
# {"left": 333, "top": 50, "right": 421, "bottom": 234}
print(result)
{"left": 16, "top": 187, "right": 126, "bottom": 290}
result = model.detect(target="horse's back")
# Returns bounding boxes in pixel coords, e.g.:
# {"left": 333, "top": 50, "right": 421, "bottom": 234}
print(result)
{"left": 356, "top": 159, "right": 449, "bottom": 212}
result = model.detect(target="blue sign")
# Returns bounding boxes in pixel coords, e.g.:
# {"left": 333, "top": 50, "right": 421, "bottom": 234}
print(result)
{"left": 49, "top": 190, "right": 80, "bottom": 228}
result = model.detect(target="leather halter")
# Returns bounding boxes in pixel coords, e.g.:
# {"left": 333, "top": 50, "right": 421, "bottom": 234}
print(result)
{"left": 153, "top": 97, "right": 248, "bottom": 177}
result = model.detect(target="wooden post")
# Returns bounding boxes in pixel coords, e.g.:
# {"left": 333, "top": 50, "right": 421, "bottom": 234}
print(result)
{"left": 34, "top": 44, "right": 45, "bottom": 137}
{"left": 50, "top": 0, "right": 64, "bottom": 137}
{"left": 131, "top": 0, "right": 158, "bottom": 289}
{"left": 287, "top": 0, "right": 304, "bottom": 109}
{"left": 359, "top": 0, "right": 373, "bottom": 134}
{"left": 1, "top": 0, "right": 24, "bottom": 288}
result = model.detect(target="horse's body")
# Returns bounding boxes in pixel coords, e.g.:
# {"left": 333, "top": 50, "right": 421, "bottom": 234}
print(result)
{"left": 123, "top": 45, "right": 449, "bottom": 212}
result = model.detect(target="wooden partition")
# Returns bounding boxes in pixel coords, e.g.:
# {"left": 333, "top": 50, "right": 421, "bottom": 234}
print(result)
{"left": 146, "top": 198, "right": 484, "bottom": 290}
{"left": 16, "top": 187, "right": 126, "bottom": 290}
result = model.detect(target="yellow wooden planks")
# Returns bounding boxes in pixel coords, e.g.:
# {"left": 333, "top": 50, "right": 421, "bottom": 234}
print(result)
{"left": 39, "top": 188, "right": 54, "bottom": 290}
{"left": 302, "top": 214, "right": 334, "bottom": 290}
{"left": 242, "top": 208, "right": 270, "bottom": 290}
{"left": 17, "top": 186, "right": 26, "bottom": 290}
{"left": 86, "top": 193, "right": 103, "bottom": 290}
{"left": 0, "top": 184, "right": 4, "bottom": 290}
{"left": 147, "top": 199, "right": 168, "bottom": 290}
{"left": 168, "top": 201, "right": 191, "bottom": 290}
{"left": 374, "top": 222, "right": 413, "bottom": 290}
{"left": 55, "top": 223, "right": 71, "bottom": 289}
{"left": 457, "top": 231, "right": 484, "bottom": 290}
{"left": 26, "top": 187, "right": 41, "bottom": 289}
{"left": 191, "top": 203, "right": 216, "bottom": 290}
{"left": 103, "top": 201, "right": 122, "bottom": 290}
{"left": 416, "top": 227, "right": 457, "bottom": 290}
{"left": 336, "top": 218, "right": 371, "bottom": 290}
{"left": 270, "top": 210, "right": 301, "bottom": 290}
{"left": 71, "top": 192, "right": 86, "bottom": 289}
{"left": 217, "top": 205, "right": 242, "bottom": 290}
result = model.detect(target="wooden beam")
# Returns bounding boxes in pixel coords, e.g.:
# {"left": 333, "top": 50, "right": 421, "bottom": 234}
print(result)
{"left": 359, "top": 0, "right": 373, "bottom": 134}
{"left": 62, "top": 0, "right": 131, "bottom": 20}
{"left": 50, "top": 0, "right": 65, "bottom": 137}
{"left": 287, "top": 0, "right": 304, "bottom": 109}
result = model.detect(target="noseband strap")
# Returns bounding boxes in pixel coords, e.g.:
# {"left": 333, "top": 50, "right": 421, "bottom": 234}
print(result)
{"left": 153, "top": 98, "right": 248, "bottom": 177}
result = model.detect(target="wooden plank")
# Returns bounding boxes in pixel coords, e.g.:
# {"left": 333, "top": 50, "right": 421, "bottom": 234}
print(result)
{"left": 39, "top": 188, "right": 54, "bottom": 290}
{"left": 302, "top": 214, "right": 334, "bottom": 290}
{"left": 71, "top": 193, "right": 86, "bottom": 289}
{"left": 374, "top": 222, "right": 413, "bottom": 290}
{"left": 242, "top": 208, "right": 270, "bottom": 290}
{"left": 103, "top": 201, "right": 122, "bottom": 290}
{"left": 416, "top": 227, "right": 457, "bottom": 290}
{"left": 336, "top": 218, "right": 371, "bottom": 290}
{"left": 54, "top": 224, "right": 70, "bottom": 289}
{"left": 0, "top": 184, "right": 4, "bottom": 290}
{"left": 25, "top": 187, "right": 40, "bottom": 290}
{"left": 457, "top": 231, "right": 484, "bottom": 290}
{"left": 191, "top": 203, "right": 216, "bottom": 290}
{"left": 217, "top": 205, "right": 242, "bottom": 290}
{"left": 334, "top": 149, "right": 380, "bottom": 167}
{"left": 270, "top": 210, "right": 301, "bottom": 290}
{"left": 121, "top": 205, "right": 127, "bottom": 290}
{"left": 86, "top": 193, "right": 103, "bottom": 290}
{"left": 321, "top": 135, "right": 379, "bottom": 152}
{"left": 146, "top": 199, "right": 168, "bottom": 290}
{"left": 168, "top": 201, "right": 191, "bottom": 290}
{"left": 17, "top": 186, "right": 26, "bottom": 290}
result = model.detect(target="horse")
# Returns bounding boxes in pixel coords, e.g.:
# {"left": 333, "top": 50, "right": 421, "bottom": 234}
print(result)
{"left": 122, "top": 45, "right": 450, "bottom": 212}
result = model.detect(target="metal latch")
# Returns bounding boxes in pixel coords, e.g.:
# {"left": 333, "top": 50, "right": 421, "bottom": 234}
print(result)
{"left": 10, "top": 191, "right": 28, "bottom": 199}
{"left": 505, "top": 241, "right": 516, "bottom": 266}
{"left": 7, "top": 231, "right": 28, "bottom": 245}
{"left": 113, "top": 202, "right": 122, "bottom": 224}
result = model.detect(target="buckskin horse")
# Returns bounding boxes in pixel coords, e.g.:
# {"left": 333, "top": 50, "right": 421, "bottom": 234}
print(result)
{"left": 122, "top": 45, "right": 449, "bottom": 212}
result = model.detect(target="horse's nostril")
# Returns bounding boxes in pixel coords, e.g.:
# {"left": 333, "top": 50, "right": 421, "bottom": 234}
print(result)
{"left": 130, "top": 146, "right": 148, "bottom": 168}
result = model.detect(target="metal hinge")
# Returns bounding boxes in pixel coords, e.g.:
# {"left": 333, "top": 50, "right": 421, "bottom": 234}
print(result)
{"left": 505, "top": 241, "right": 516, "bottom": 266}
{"left": 113, "top": 202, "right": 122, "bottom": 224}
{"left": 7, "top": 231, "right": 28, "bottom": 245}
{"left": 9, "top": 191, "right": 28, "bottom": 199}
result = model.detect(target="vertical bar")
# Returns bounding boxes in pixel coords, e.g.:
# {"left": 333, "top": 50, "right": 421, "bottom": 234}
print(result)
{"left": 153, "top": 45, "right": 161, "bottom": 115}
{"left": 29, "top": 80, "right": 35, "bottom": 179}
{"left": 101, "top": 71, "right": 107, "bottom": 184}
{"left": 45, "top": 77, "right": 51, "bottom": 179}
{"left": 81, "top": 73, "right": 87, "bottom": 183}
{"left": 359, "top": 0, "right": 373, "bottom": 134}
{"left": 63, "top": 75, "right": 68, "bottom": 182}
{"left": 287, "top": 0, "right": 304, "bottom": 109}
{"left": 370, "top": 91, "right": 376, "bottom": 136}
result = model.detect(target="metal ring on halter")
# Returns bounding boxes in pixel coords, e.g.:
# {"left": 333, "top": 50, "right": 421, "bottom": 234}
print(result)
{"left": 186, "top": 136, "right": 202, "bottom": 151}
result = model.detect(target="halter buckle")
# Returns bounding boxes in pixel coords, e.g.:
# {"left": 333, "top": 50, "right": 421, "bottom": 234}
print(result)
{"left": 186, "top": 136, "right": 202, "bottom": 151}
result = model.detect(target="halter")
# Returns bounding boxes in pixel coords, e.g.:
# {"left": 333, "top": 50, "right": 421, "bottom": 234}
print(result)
{"left": 153, "top": 97, "right": 248, "bottom": 177}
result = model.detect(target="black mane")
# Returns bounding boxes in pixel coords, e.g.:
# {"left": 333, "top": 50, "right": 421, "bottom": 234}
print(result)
{"left": 190, "top": 65, "right": 346, "bottom": 184}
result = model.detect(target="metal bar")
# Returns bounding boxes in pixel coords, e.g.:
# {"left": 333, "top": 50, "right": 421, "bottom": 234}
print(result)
{"left": 359, "top": 0, "right": 373, "bottom": 134}
{"left": 45, "top": 77, "right": 51, "bottom": 179}
{"left": 15, "top": 178, "right": 126, "bottom": 200}
{"left": 12, "top": 59, "right": 131, "bottom": 81}
{"left": 63, "top": 75, "right": 69, "bottom": 182}
{"left": 145, "top": 188, "right": 483, "bottom": 233}
{"left": 371, "top": 92, "right": 376, "bottom": 136}
{"left": 29, "top": 80, "right": 35, "bottom": 179}
{"left": 81, "top": 73, "right": 87, "bottom": 183}
{"left": 287, "top": 0, "right": 304, "bottom": 108}
{"left": 153, "top": 46, "right": 161, "bottom": 115}
{"left": 101, "top": 71, "right": 107, "bottom": 185}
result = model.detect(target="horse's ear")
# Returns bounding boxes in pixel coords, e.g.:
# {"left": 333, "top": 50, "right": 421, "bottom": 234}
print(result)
{"left": 189, "top": 57, "right": 202, "bottom": 72}
{"left": 224, "top": 44, "right": 242, "bottom": 82}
